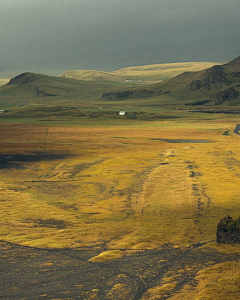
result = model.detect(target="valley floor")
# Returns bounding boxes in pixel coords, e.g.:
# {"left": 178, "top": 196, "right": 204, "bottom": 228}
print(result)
{"left": 1, "top": 115, "right": 240, "bottom": 298}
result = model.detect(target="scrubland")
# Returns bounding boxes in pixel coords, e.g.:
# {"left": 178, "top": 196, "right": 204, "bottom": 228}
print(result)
{"left": 1, "top": 114, "right": 240, "bottom": 299}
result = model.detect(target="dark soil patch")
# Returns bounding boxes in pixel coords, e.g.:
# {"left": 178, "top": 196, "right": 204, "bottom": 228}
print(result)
{"left": 1, "top": 241, "right": 239, "bottom": 300}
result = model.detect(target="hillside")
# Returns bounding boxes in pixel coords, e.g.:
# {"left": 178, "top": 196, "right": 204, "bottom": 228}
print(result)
{"left": 102, "top": 56, "right": 240, "bottom": 107}
{"left": 1, "top": 59, "right": 239, "bottom": 111}
{"left": 59, "top": 62, "right": 220, "bottom": 85}
{"left": 0, "top": 72, "right": 134, "bottom": 101}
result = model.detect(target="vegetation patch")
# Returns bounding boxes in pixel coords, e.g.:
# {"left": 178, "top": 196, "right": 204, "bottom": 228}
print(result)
{"left": 169, "top": 261, "right": 240, "bottom": 300}
{"left": 88, "top": 250, "right": 123, "bottom": 262}
{"left": 142, "top": 282, "right": 177, "bottom": 299}
{"left": 25, "top": 218, "right": 73, "bottom": 229}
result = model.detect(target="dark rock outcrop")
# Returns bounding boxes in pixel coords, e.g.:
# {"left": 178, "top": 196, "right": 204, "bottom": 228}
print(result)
{"left": 205, "top": 65, "right": 230, "bottom": 85}
{"left": 217, "top": 215, "right": 240, "bottom": 244}
{"left": 215, "top": 87, "right": 239, "bottom": 105}
{"left": 189, "top": 80, "right": 202, "bottom": 91}
{"left": 36, "top": 87, "right": 57, "bottom": 97}
{"left": 141, "top": 89, "right": 154, "bottom": 94}
{"left": 231, "top": 72, "right": 240, "bottom": 78}
{"left": 189, "top": 65, "right": 231, "bottom": 93}
{"left": 103, "top": 90, "right": 133, "bottom": 100}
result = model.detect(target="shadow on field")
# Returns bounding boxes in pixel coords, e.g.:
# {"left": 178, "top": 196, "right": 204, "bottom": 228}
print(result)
{"left": 1, "top": 241, "right": 239, "bottom": 299}
{"left": 151, "top": 138, "right": 210, "bottom": 143}
{"left": 0, "top": 153, "right": 68, "bottom": 169}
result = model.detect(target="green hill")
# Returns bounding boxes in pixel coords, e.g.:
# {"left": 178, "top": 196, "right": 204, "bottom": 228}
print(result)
{"left": 0, "top": 72, "right": 133, "bottom": 100}
{"left": 59, "top": 62, "right": 220, "bottom": 85}
{"left": 0, "top": 58, "right": 238, "bottom": 112}
{"left": 102, "top": 56, "right": 240, "bottom": 108}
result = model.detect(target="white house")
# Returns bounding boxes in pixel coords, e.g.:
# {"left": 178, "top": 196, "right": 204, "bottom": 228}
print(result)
{"left": 119, "top": 111, "right": 126, "bottom": 116}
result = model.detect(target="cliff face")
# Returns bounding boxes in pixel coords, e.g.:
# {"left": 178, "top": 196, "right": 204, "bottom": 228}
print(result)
{"left": 217, "top": 215, "right": 240, "bottom": 244}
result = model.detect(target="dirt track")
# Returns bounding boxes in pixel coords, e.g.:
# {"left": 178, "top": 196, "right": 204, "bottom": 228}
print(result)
{"left": 1, "top": 241, "right": 240, "bottom": 299}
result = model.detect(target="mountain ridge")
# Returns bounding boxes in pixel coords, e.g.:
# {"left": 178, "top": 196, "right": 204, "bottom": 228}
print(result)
{"left": 0, "top": 58, "right": 239, "bottom": 108}
{"left": 102, "top": 56, "right": 240, "bottom": 107}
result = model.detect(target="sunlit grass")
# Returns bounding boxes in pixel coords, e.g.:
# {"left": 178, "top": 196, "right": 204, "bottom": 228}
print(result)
{"left": 59, "top": 62, "right": 220, "bottom": 85}
{"left": 169, "top": 261, "right": 240, "bottom": 300}
{"left": 0, "top": 117, "right": 240, "bottom": 252}
{"left": 88, "top": 250, "right": 123, "bottom": 262}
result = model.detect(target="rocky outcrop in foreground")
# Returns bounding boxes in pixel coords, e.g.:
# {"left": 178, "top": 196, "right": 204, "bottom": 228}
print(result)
{"left": 217, "top": 215, "right": 240, "bottom": 244}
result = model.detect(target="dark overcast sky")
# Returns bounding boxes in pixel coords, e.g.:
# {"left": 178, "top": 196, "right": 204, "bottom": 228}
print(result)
{"left": 0, "top": 0, "right": 240, "bottom": 74}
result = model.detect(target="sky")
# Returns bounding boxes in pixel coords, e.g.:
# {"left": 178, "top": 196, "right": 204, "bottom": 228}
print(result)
{"left": 0, "top": 0, "right": 240, "bottom": 75}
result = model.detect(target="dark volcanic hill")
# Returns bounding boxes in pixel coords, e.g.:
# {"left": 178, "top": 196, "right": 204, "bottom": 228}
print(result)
{"left": 0, "top": 72, "right": 129, "bottom": 100}
{"left": 103, "top": 56, "right": 240, "bottom": 106}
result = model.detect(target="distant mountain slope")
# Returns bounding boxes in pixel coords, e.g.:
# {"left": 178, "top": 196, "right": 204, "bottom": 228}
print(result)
{"left": 102, "top": 56, "right": 240, "bottom": 106}
{"left": 59, "top": 62, "right": 220, "bottom": 85}
{"left": 0, "top": 72, "right": 133, "bottom": 99}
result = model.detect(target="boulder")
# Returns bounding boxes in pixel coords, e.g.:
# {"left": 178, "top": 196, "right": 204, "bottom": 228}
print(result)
{"left": 217, "top": 215, "right": 240, "bottom": 244}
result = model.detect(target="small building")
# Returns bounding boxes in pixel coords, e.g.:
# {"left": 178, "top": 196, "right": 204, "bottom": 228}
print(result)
{"left": 119, "top": 111, "right": 126, "bottom": 116}
{"left": 0, "top": 110, "right": 5, "bottom": 113}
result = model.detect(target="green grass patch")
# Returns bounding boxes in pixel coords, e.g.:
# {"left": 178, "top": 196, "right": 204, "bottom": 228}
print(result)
{"left": 88, "top": 250, "right": 123, "bottom": 262}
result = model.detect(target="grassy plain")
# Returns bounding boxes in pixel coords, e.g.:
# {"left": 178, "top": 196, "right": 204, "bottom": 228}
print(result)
{"left": 1, "top": 113, "right": 240, "bottom": 299}
{"left": 0, "top": 115, "right": 240, "bottom": 249}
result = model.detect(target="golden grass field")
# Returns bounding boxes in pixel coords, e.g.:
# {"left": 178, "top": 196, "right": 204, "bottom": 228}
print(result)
{"left": 168, "top": 260, "right": 240, "bottom": 300}
{"left": 1, "top": 117, "right": 240, "bottom": 249}
{"left": 1, "top": 114, "right": 240, "bottom": 298}
{"left": 59, "top": 62, "right": 220, "bottom": 85}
